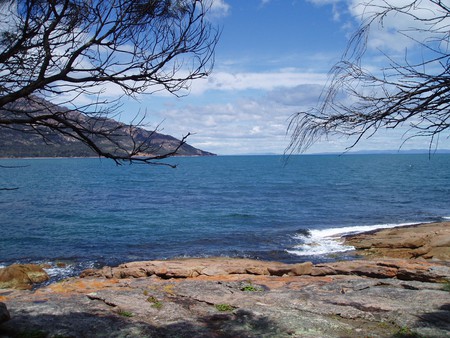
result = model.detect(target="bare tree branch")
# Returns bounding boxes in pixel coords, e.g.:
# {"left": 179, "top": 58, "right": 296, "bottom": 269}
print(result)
{"left": 287, "top": 0, "right": 450, "bottom": 154}
{"left": 0, "top": 0, "right": 219, "bottom": 165}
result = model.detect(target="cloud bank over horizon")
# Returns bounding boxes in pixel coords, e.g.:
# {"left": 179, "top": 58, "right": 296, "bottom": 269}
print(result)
{"left": 78, "top": 0, "right": 450, "bottom": 155}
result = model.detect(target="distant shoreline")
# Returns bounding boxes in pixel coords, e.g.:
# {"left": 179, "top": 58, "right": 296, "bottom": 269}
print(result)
{"left": 0, "top": 153, "right": 215, "bottom": 160}
{"left": 2, "top": 151, "right": 450, "bottom": 159}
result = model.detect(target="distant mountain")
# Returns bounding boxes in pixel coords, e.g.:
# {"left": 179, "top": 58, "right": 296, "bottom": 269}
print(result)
{"left": 0, "top": 98, "right": 215, "bottom": 158}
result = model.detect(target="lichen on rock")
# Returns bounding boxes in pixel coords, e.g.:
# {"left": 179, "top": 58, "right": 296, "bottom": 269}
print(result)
{"left": 0, "top": 264, "right": 49, "bottom": 290}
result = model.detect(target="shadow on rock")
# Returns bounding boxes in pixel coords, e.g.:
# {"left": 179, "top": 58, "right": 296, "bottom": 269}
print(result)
{"left": 416, "top": 303, "right": 450, "bottom": 331}
{"left": 198, "top": 309, "right": 282, "bottom": 338}
{"left": 0, "top": 308, "right": 285, "bottom": 338}
{"left": 0, "top": 311, "right": 156, "bottom": 337}
{"left": 142, "top": 309, "right": 285, "bottom": 338}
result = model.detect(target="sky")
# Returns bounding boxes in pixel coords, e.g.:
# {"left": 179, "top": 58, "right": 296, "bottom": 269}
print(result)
{"left": 119, "top": 0, "right": 450, "bottom": 155}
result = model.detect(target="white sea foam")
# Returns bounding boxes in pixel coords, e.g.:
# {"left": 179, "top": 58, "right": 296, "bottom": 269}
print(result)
{"left": 42, "top": 261, "right": 97, "bottom": 282}
{"left": 43, "top": 265, "right": 76, "bottom": 280}
{"left": 287, "top": 222, "right": 422, "bottom": 257}
{"left": 0, "top": 261, "right": 94, "bottom": 283}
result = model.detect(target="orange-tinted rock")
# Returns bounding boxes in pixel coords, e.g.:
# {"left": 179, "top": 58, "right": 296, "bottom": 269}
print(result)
{"left": 0, "top": 264, "right": 49, "bottom": 290}
{"left": 245, "top": 266, "right": 269, "bottom": 275}
{"left": 345, "top": 222, "right": 450, "bottom": 260}
{"left": 116, "top": 267, "right": 148, "bottom": 279}
{"left": 320, "top": 261, "right": 397, "bottom": 279}
{"left": 311, "top": 265, "right": 337, "bottom": 276}
{"left": 289, "top": 262, "right": 313, "bottom": 276}
{"left": 80, "top": 258, "right": 317, "bottom": 279}
{"left": 424, "top": 247, "right": 450, "bottom": 260}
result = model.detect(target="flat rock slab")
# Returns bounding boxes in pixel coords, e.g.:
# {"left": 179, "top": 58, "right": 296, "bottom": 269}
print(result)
{"left": 79, "top": 256, "right": 450, "bottom": 283}
{"left": 345, "top": 222, "right": 450, "bottom": 260}
{"left": 1, "top": 222, "right": 449, "bottom": 337}
{"left": 1, "top": 259, "right": 449, "bottom": 337}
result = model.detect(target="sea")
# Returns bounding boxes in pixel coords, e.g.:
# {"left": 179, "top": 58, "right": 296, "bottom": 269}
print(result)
{"left": 1, "top": 154, "right": 450, "bottom": 282}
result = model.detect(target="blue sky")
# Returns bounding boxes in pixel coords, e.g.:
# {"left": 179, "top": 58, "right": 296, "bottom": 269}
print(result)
{"left": 120, "top": 0, "right": 450, "bottom": 155}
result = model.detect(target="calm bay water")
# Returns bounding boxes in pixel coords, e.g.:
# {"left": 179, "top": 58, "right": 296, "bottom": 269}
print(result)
{"left": 1, "top": 154, "right": 450, "bottom": 278}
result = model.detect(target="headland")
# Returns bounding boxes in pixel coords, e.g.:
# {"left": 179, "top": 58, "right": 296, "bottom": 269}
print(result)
{"left": 0, "top": 222, "right": 449, "bottom": 337}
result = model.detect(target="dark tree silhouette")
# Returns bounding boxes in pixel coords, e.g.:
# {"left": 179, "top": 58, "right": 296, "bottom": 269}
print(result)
{"left": 0, "top": 0, "right": 219, "bottom": 164}
{"left": 288, "top": 0, "right": 450, "bottom": 153}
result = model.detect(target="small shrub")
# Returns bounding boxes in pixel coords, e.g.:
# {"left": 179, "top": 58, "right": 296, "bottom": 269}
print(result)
{"left": 393, "top": 326, "right": 421, "bottom": 338}
{"left": 240, "top": 284, "right": 263, "bottom": 292}
{"left": 147, "top": 296, "right": 163, "bottom": 309}
{"left": 442, "top": 280, "right": 450, "bottom": 292}
{"left": 163, "top": 284, "right": 175, "bottom": 295}
{"left": 215, "top": 303, "right": 234, "bottom": 312}
{"left": 118, "top": 310, "right": 133, "bottom": 317}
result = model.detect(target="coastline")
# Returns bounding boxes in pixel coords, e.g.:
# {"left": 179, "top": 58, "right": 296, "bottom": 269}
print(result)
{"left": 343, "top": 221, "right": 450, "bottom": 260}
{"left": 1, "top": 222, "right": 449, "bottom": 337}
{"left": 2, "top": 220, "right": 445, "bottom": 280}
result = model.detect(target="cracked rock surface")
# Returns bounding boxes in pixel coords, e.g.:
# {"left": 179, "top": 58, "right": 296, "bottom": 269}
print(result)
{"left": 1, "top": 258, "right": 449, "bottom": 337}
{"left": 1, "top": 222, "right": 449, "bottom": 337}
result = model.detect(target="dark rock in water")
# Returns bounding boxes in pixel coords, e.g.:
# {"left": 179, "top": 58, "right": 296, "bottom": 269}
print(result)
{"left": 0, "top": 302, "right": 10, "bottom": 324}
{"left": 0, "top": 264, "right": 49, "bottom": 290}
{"left": 295, "top": 228, "right": 311, "bottom": 237}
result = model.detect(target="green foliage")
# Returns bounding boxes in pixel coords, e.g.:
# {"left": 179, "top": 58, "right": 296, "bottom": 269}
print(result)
{"left": 240, "top": 284, "right": 263, "bottom": 292}
{"left": 147, "top": 295, "right": 163, "bottom": 309}
{"left": 215, "top": 303, "right": 234, "bottom": 312}
{"left": 393, "top": 326, "right": 422, "bottom": 338}
{"left": 442, "top": 280, "right": 450, "bottom": 292}
{"left": 117, "top": 310, "right": 133, "bottom": 317}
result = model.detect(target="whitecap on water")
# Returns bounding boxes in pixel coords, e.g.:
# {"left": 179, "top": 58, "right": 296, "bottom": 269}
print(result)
{"left": 287, "top": 222, "right": 422, "bottom": 257}
{"left": 42, "top": 261, "right": 97, "bottom": 284}
{"left": 44, "top": 264, "right": 76, "bottom": 280}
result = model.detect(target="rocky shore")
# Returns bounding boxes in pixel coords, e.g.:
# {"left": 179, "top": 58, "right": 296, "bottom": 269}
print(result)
{"left": 0, "top": 222, "right": 449, "bottom": 337}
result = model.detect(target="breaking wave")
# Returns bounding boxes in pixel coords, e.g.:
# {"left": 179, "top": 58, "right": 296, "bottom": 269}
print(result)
{"left": 286, "top": 222, "right": 422, "bottom": 257}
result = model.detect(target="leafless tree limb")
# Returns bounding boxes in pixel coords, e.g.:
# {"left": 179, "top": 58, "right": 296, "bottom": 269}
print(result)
{"left": 0, "top": 0, "right": 219, "bottom": 165}
{"left": 287, "top": 0, "right": 450, "bottom": 153}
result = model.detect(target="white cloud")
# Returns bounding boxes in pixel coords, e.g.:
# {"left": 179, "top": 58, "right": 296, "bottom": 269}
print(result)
{"left": 153, "top": 70, "right": 447, "bottom": 155}
{"left": 348, "top": 0, "right": 450, "bottom": 52}
{"left": 187, "top": 70, "right": 328, "bottom": 95}
{"left": 207, "top": 0, "right": 231, "bottom": 18}
{"left": 169, "top": 0, "right": 450, "bottom": 155}
{"left": 266, "top": 84, "right": 324, "bottom": 107}
{"left": 153, "top": 80, "right": 332, "bottom": 155}
{"left": 307, "top": 0, "right": 341, "bottom": 4}
{"left": 308, "top": 1, "right": 450, "bottom": 53}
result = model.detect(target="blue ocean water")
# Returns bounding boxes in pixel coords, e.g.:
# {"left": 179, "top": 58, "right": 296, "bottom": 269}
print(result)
{"left": 1, "top": 154, "right": 449, "bottom": 278}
